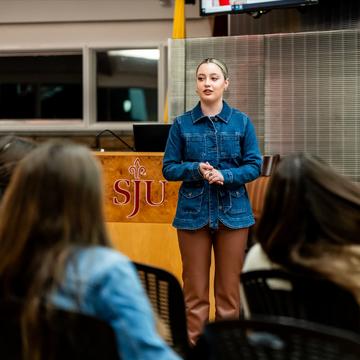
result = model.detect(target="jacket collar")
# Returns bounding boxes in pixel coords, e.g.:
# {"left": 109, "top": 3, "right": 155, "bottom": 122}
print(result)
{"left": 191, "top": 101, "right": 232, "bottom": 124}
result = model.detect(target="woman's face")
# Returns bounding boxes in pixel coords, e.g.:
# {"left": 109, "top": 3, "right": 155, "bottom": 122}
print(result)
{"left": 196, "top": 62, "right": 229, "bottom": 105}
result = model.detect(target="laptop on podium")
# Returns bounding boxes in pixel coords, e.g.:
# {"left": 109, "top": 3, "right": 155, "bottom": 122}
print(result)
{"left": 133, "top": 123, "right": 171, "bottom": 152}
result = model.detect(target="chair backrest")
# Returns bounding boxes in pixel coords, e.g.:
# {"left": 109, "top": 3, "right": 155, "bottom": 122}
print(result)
{"left": 133, "top": 262, "right": 189, "bottom": 358}
{"left": 246, "top": 154, "right": 280, "bottom": 221}
{"left": 261, "top": 154, "right": 280, "bottom": 177}
{"left": 241, "top": 269, "right": 360, "bottom": 333}
{"left": 245, "top": 154, "right": 280, "bottom": 249}
{"left": 190, "top": 316, "right": 360, "bottom": 360}
{"left": 0, "top": 300, "right": 119, "bottom": 360}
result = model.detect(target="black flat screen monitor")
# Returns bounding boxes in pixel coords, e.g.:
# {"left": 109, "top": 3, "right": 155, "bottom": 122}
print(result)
{"left": 133, "top": 123, "right": 172, "bottom": 152}
{"left": 200, "top": 0, "right": 318, "bottom": 16}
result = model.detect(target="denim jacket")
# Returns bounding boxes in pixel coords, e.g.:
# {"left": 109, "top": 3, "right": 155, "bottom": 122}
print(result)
{"left": 50, "top": 246, "right": 180, "bottom": 360}
{"left": 162, "top": 101, "right": 262, "bottom": 230}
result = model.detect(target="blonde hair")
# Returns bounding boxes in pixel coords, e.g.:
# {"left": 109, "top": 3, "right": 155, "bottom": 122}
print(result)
{"left": 196, "top": 58, "right": 229, "bottom": 80}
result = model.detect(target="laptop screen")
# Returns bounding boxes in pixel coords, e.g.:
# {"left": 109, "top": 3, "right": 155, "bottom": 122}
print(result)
{"left": 133, "top": 123, "right": 172, "bottom": 152}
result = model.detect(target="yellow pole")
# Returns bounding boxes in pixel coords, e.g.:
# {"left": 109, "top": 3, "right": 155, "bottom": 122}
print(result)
{"left": 164, "top": 0, "right": 186, "bottom": 124}
{"left": 163, "top": 96, "right": 169, "bottom": 124}
{"left": 172, "top": 0, "right": 186, "bottom": 39}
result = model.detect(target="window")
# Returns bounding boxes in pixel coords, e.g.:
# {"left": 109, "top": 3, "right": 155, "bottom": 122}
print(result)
{"left": 0, "top": 54, "right": 82, "bottom": 120}
{"left": 96, "top": 49, "right": 159, "bottom": 122}
{"left": 0, "top": 46, "right": 164, "bottom": 131}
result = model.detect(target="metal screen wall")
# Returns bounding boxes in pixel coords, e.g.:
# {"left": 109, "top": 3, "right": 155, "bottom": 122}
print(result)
{"left": 265, "top": 30, "right": 360, "bottom": 181}
{"left": 169, "top": 29, "right": 360, "bottom": 181}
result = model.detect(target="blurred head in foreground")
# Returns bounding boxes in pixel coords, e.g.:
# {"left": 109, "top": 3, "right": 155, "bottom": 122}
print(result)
{"left": 256, "top": 153, "right": 360, "bottom": 299}
{"left": 0, "top": 135, "right": 37, "bottom": 198}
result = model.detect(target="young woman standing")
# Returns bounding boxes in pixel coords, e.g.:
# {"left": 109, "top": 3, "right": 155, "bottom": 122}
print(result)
{"left": 163, "top": 58, "right": 262, "bottom": 345}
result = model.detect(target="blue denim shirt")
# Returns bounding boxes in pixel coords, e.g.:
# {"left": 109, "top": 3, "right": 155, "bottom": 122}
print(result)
{"left": 50, "top": 246, "right": 180, "bottom": 360}
{"left": 162, "top": 101, "right": 262, "bottom": 230}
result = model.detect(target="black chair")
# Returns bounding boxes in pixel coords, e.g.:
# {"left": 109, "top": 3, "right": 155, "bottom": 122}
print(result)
{"left": 241, "top": 269, "right": 360, "bottom": 333}
{"left": 134, "top": 262, "right": 190, "bottom": 358}
{"left": 190, "top": 316, "right": 360, "bottom": 360}
{"left": 0, "top": 299, "right": 119, "bottom": 360}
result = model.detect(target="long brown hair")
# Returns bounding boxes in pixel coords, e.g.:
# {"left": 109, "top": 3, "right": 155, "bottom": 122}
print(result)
{"left": 0, "top": 141, "right": 110, "bottom": 359}
{"left": 255, "top": 153, "right": 360, "bottom": 300}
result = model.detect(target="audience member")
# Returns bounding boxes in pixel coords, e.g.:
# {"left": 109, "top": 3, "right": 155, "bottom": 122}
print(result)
{"left": 243, "top": 153, "right": 360, "bottom": 303}
{"left": 0, "top": 135, "right": 36, "bottom": 198}
{"left": 0, "top": 141, "right": 180, "bottom": 360}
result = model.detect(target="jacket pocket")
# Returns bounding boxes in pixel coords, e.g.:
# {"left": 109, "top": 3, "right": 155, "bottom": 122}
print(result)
{"left": 221, "top": 187, "right": 246, "bottom": 215}
{"left": 219, "top": 133, "right": 241, "bottom": 159}
{"left": 185, "top": 134, "right": 205, "bottom": 161}
{"left": 178, "top": 186, "right": 204, "bottom": 214}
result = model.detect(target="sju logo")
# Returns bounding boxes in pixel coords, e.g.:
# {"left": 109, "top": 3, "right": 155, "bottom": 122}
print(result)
{"left": 113, "top": 158, "right": 167, "bottom": 218}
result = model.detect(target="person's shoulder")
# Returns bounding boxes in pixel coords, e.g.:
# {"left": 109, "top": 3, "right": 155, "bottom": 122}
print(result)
{"left": 71, "top": 246, "right": 133, "bottom": 277}
{"left": 175, "top": 102, "right": 203, "bottom": 125}
{"left": 175, "top": 109, "right": 194, "bottom": 123}
{"left": 246, "top": 243, "right": 265, "bottom": 259}
{"left": 230, "top": 107, "right": 250, "bottom": 121}
{"left": 243, "top": 243, "right": 275, "bottom": 272}
{"left": 224, "top": 102, "right": 250, "bottom": 125}
{"left": 232, "top": 108, "right": 248, "bottom": 117}
{"left": 78, "top": 245, "right": 128, "bottom": 261}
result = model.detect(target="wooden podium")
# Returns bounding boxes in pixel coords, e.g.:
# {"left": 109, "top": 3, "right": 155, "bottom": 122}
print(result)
{"left": 96, "top": 152, "right": 182, "bottom": 280}
{"left": 96, "top": 152, "right": 216, "bottom": 318}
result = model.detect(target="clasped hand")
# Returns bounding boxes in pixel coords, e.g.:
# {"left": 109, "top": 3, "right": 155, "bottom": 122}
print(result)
{"left": 199, "top": 162, "right": 224, "bottom": 186}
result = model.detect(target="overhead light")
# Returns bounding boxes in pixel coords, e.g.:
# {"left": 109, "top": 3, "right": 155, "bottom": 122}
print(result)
{"left": 108, "top": 49, "right": 160, "bottom": 60}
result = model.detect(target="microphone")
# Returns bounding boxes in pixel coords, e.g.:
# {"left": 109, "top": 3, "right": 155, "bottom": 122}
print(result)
{"left": 95, "top": 129, "right": 135, "bottom": 152}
